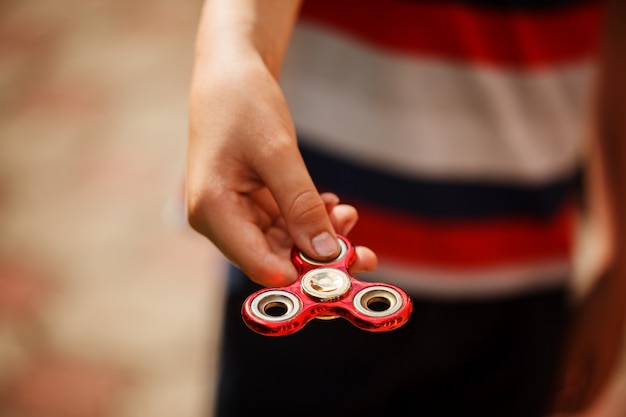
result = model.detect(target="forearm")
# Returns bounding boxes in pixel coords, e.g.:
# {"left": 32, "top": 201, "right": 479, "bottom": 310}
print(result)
{"left": 188, "top": 0, "right": 303, "bottom": 187}
{"left": 596, "top": 0, "right": 626, "bottom": 294}
{"left": 193, "top": 0, "right": 302, "bottom": 82}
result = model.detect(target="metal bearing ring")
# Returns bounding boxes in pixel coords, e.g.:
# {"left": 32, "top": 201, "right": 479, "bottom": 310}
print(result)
{"left": 353, "top": 286, "right": 403, "bottom": 317}
{"left": 250, "top": 290, "right": 302, "bottom": 322}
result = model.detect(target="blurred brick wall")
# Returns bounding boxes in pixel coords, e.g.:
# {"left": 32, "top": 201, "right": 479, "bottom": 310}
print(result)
{"left": 0, "top": 1, "right": 226, "bottom": 416}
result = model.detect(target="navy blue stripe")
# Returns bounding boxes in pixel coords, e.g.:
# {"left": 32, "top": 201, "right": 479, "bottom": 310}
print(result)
{"left": 300, "top": 141, "right": 581, "bottom": 220}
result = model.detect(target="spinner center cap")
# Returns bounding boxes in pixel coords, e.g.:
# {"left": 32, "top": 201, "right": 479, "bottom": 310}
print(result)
{"left": 301, "top": 268, "right": 351, "bottom": 302}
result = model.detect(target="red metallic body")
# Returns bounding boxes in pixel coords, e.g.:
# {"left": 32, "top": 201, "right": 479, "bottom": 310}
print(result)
{"left": 242, "top": 235, "right": 413, "bottom": 336}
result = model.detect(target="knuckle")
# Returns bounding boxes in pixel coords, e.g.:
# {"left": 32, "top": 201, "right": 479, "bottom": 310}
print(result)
{"left": 185, "top": 190, "right": 213, "bottom": 234}
{"left": 287, "top": 189, "right": 326, "bottom": 226}
{"left": 186, "top": 206, "right": 205, "bottom": 234}
{"left": 256, "top": 135, "right": 294, "bottom": 164}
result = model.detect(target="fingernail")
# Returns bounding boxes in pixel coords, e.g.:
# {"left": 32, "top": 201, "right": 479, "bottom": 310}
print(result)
{"left": 312, "top": 232, "right": 339, "bottom": 257}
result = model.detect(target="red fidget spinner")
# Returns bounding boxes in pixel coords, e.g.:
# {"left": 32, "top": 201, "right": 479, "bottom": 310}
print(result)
{"left": 242, "top": 235, "right": 413, "bottom": 336}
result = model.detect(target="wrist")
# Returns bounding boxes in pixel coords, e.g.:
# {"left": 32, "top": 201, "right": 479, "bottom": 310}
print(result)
{"left": 194, "top": 1, "right": 300, "bottom": 79}
{"left": 191, "top": 42, "right": 270, "bottom": 93}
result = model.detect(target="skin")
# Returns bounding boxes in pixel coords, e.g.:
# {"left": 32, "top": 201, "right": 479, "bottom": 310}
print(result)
{"left": 552, "top": 2, "right": 626, "bottom": 414}
{"left": 187, "top": 0, "right": 626, "bottom": 413}
{"left": 186, "top": 0, "right": 377, "bottom": 287}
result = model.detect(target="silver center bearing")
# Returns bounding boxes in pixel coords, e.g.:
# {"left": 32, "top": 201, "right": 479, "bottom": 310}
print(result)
{"left": 301, "top": 268, "right": 351, "bottom": 302}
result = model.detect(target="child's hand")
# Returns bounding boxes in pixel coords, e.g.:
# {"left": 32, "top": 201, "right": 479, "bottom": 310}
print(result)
{"left": 186, "top": 60, "right": 376, "bottom": 287}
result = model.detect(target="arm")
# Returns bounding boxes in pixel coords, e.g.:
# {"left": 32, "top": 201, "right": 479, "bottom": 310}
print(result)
{"left": 186, "top": 0, "right": 376, "bottom": 286}
{"left": 552, "top": 1, "right": 626, "bottom": 412}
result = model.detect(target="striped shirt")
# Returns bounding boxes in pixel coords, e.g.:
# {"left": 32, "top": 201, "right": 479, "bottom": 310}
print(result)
{"left": 281, "top": 0, "right": 605, "bottom": 297}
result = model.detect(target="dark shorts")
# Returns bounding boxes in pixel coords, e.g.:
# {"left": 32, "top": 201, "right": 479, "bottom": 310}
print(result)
{"left": 214, "top": 265, "right": 570, "bottom": 417}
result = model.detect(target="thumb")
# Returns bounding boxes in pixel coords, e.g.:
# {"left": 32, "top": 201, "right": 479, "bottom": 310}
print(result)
{"left": 257, "top": 143, "right": 341, "bottom": 260}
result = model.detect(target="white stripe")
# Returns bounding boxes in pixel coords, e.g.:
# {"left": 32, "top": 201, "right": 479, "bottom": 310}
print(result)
{"left": 357, "top": 260, "right": 571, "bottom": 299}
{"left": 281, "top": 23, "right": 597, "bottom": 183}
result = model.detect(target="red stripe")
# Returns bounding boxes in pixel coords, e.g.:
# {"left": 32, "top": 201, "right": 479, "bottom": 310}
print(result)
{"left": 300, "top": 0, "right": 604, "bottom": 67}
{"left": 348, "top": 203, "right": 575, "bottom": 270}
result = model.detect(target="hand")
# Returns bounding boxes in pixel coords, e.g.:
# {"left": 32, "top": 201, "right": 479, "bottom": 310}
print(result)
{"left": 186, "top": 60, "right": 377, "bottom": 287}
{"left": 551, "top": 268, "right": 626, "bottom": 415}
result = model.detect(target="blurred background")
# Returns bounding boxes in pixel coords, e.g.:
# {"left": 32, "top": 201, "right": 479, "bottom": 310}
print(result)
{"left": 0, "top": 0, "right": 226, "bottom": 416}
{"left": 0, "top": 1, "right": 625, "bottom": 416}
